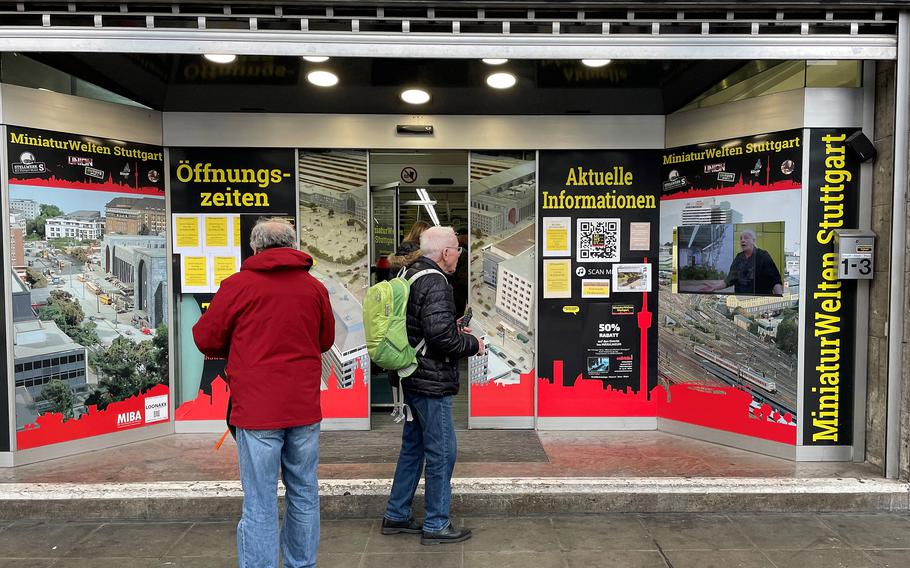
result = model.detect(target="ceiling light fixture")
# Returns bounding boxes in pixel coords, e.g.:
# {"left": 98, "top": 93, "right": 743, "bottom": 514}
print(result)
{"left": 486, "top": 72, "right": 517, "bottom": 89}
{"left": 203, "top": 54, "right": 237, "bottom": 64}
{"left": 400, "top": 89, "right": 431, "bottom": 104}
{"left": 307, "top": 70, "right": 339, "bottom": 87}
{"left": 482, "top": 58, "right": 508, "bottom": 65}
{"left": 582, "top": 59, "right": 612, "bottom": 67}
{"left": 303, "top": 56, "right": 330, "bottom": 63}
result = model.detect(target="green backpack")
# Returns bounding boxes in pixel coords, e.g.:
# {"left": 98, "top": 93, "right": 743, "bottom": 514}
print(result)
{"left": 363, "top": 268, "right": 445, "bottom": 376}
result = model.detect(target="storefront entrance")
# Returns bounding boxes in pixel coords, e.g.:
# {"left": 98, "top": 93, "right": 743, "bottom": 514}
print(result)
{"left": 0, "top": 44, "right": 893, "bottom": 469}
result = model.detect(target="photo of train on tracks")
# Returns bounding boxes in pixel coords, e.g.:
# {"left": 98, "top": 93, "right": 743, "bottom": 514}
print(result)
{"left": 658, "top": 130, "right": 804, "bottom": 435}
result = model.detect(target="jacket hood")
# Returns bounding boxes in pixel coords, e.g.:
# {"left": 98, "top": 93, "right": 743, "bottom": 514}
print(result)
{"left": 241, "top": 248, "right": 314, "bottom": 272}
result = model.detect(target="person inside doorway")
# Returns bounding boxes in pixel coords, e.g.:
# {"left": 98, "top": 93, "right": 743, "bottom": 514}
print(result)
{"left": 389, "top": 220, "right": 431, "bottom": 270}
{"left": 451, "top": 226, "right": 470, "bottom": 316}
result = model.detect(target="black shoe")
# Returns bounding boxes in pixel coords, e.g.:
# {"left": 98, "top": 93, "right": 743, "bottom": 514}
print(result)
{"left": 381, "top": 517, "right": 422, "bottom": 535}
{"left": 420, "top": 524, "right": 472, "bottom": 545}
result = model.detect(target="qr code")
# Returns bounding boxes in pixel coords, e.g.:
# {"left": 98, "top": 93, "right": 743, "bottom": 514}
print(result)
{"left": 576, "top": 218, "right": 621, "bottom": 263}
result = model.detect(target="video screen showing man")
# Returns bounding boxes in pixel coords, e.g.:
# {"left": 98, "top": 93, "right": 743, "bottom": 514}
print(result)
{"left": 677, "top": 223, "right": 784, "bottom": 296}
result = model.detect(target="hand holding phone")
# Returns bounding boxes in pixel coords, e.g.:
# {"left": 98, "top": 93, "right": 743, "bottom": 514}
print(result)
{"left": 458, "top": 306, "right": 473, "bottom": 331}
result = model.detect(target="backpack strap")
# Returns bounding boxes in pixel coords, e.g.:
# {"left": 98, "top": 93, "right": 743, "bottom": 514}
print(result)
{"left": 390, "top": 374, "right": 413, "bottom": 423}
{"left": 397, "top": 268, "right": 446, "bottom": 380}
{"left": 407, "top": 268, "right": 445, "bottom": 285}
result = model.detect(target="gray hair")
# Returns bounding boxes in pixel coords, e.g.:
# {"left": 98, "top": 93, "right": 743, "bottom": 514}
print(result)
{"left": 740, "top": 230, "right": 756, "bottom": 240}
{"left": 250, "top": 218, "right": 297, "bottom": 251}
{"left": 419, "top": 225, "right": 456, "bottom": 258}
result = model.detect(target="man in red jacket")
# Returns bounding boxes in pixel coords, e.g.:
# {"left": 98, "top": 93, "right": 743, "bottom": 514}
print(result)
{"left": 193, "top": 218, "right": 334, "bottom": 568}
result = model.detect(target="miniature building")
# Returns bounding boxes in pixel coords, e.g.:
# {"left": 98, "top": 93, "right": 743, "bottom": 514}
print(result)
{"left": 299, "top": 151, "right": 368, "bottom": 223}
{"left": 320, "top": 278, "right": 370, "bottom": 390}
{"left": 45, "top": 210, "right": 103, "bottom": 240}
{"left": 104, "top": 197, "right": 166, "bottom": 235}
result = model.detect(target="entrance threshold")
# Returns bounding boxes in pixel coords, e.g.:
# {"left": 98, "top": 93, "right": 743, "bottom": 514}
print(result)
{"left": 1, "top": 429, "right": 899, "bottom": 520}
{"left": 0, "top": 430, "right": 878, "bottom": 483}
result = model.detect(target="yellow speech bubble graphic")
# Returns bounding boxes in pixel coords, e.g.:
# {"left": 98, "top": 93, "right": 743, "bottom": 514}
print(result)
{"left": 562, "top": 305, "right": 580, "bottom": 315}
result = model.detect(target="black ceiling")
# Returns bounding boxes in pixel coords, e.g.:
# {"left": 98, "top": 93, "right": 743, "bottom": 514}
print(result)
{"left": 27, "top": 53, "right": 746, "bottom": 115}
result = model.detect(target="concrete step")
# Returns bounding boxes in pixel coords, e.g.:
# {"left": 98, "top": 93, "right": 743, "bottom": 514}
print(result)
{"left": 2, "top": 477, "right": 907, "bottom": 521}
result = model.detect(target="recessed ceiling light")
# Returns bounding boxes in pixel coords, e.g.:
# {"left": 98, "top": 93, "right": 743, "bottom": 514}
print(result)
{"left": 401, "top": 89, "right": 431, "bottom": 104}
{"left": 582, "top": 59, "right": 612, "bottom": 67}
{"left": 486, "top": 72, "right": 517, "bottom": 89}
{"left": 482, "top": 58, "right": 508, "bottom": 65}
{"left": 303, "top": 56, "right": 330, "bottom": 63}
{"left": 203, "top": 54, "right": 237, "bottom": 64}
{"left": 307, "top": 70, "right": 339, "bottom": 87}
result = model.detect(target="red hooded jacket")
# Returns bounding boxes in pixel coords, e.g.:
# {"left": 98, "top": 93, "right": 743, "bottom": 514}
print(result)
{"left": 192, "top": 248, "right": 334, "bottom": 429}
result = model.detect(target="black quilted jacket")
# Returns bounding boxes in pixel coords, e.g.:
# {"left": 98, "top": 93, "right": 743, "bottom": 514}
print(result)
{"left": 401, "top": 257, "right": 480, "bottom": 397}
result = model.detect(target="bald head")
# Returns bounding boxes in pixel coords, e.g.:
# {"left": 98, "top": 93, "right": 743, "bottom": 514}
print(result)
{"left": 250, "top": 218, "right": 297, "bottom": 253}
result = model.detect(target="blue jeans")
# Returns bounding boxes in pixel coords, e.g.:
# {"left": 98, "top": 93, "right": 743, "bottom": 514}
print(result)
{"left": 236, "top": 423, "right": 320, "bottom": 568}
{"left": 384, "top": 392, "right": 457, "bottom": 533}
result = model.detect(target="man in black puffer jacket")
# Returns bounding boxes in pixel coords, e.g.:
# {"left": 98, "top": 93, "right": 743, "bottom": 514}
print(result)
{"left": 381, "top": 226, "right": 484, "bottom": 546}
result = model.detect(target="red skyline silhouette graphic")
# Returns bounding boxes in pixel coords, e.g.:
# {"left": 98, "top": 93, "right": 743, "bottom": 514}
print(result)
{"left": 661, "top": 178, "right": 800, "bottom": 201}
{"left": 537, "top": 363, "right": 795, "bottom": 444}
{"left": 175, "top": 362, "right": 370, "bottom": 422}
{"left": 10, "top": 175, "right": 163, "bottom": 196}
{"left": 17, "top": 384, "right": 170, "bottom": 450}
{"left": 470, "top": 368, "right": 535, "bottom": 417}
{"left": 176, "top": 376, "right": 230, "bottom": 421}
{"left": 320, "top": 362, "right": 369, "bottom": 419}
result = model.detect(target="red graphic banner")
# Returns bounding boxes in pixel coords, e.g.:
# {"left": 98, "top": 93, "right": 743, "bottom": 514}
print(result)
{"left": 17, "top": 385, "right": 170, "bottom": 450}
{"left": 660, "top": 177, "right": 800, "bottom": 201}
{"left": 321, "top": 363, "right": 369, "bottom": 419}
{"left": 175, "top": 364, "right": 369, "bottom": 422}
{"left": 470, "top": 369, "right": 535, "bottom": 417}
{"left": 176, "top": 376, "right": 230, "bottom": 421}
{"left": 656, "top": 383, "right": 796, "bottom": 445}
{"left": 10, "top": 176, "right": 164, "bottom": 195}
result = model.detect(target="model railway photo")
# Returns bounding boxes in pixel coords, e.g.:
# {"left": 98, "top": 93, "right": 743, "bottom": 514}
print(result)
{"left": 693, "top": 345, "right": 777, "bottom": 393}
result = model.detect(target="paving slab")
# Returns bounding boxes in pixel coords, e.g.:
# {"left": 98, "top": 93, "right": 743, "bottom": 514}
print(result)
{"left": 0, "top": 522, "right": 100, "bottom": 559}
{"left": 763, "top": 548, "right": 877, "bottom": 568}
{"left": 729, "top": 514, "right": 847, "bottom": 550}
{"left": 663, "top": 549, "right": 775, "bottom": 568}
{"left": 563, "top": 550, "right": 668, "bottom": 568}
{"left": 0, "top": 514, "right": 903, "bottom": 568}
{"left": 818, "top": 513, "right": 910, "bottom": 549}
{"left": 550, "top": 514, "right": 655, "bottom": 551}
{"left": 63, "top": 522, "right": 191, "bottom": 559}
{"left": 640, "top": 513, "right": 754, "bottom": 550}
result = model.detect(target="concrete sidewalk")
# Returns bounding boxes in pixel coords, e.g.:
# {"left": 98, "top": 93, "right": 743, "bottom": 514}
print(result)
{"left": 0, "top": 513, "right": 909, "bottom": 567}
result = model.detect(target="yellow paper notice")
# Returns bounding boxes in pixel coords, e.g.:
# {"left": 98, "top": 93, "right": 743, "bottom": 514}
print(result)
{"left": 213, "top": 256, "right": 238, "bottom": 286}
{"left": 542, "top": 217, "right": 571, "bottom": 257}
{"left": 175, "top": 217, "right": 200, "bottom": 249}
{"left": 543, "top": 259, "right": 571, "bottom": 299}
{"left": 233, "top": 216, "right": 241, "bottom": 246}
{"left": 581, "top": 279, "right": 611, "bottom": 298}
{"left": 183, "top": 256, "right": 208, "bottom": 288}
{"left": 546, "top": 226, "right": 568, "bottom": 253}
{"left": 205, "top": 217, "right": 229, "bottom": 248}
